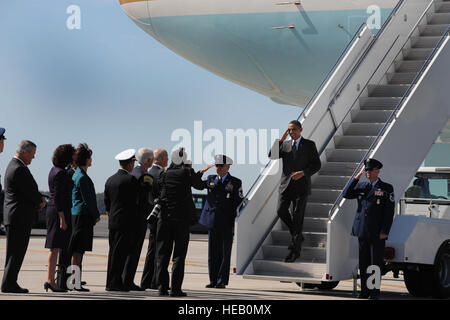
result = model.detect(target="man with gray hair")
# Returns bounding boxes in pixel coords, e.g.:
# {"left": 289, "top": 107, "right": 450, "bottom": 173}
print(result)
{"left": 151, "top": 148, "right": 168, "bottom": 174}
{"left": 2, "top": 140, "right": 46, "bottom": 293}
{"left": 122, "top": 148, "right": 155, "bottom": 290}
{"left": 141, "top": 148, "right": 168, "bottom": 290}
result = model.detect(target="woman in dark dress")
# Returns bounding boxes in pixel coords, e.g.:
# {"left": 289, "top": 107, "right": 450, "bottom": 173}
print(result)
{"left": 68, "top": 144, "right": 100, "bottom": 292}
{"left": 45, "top": 144, "right": 75, "bottom": 292}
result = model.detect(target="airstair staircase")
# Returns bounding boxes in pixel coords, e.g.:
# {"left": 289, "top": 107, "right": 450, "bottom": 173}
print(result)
{"left": 235, "top": 0, "right": 450, "bottom": 286}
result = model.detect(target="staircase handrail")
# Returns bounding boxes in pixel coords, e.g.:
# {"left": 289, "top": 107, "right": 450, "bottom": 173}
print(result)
{"left": 328, "top": 25, "right": 450, "bottom": 220}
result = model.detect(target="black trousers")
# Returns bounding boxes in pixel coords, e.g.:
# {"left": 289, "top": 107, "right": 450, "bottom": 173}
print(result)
{"left": 56, "top": 236, "right": 73, "bottom": 289}
{"left": 208, "top": 227, "right": 233, "bottom": 286}
{"left": 359, "top": 238, "right": 385, "bottom": 295}
{"left": 122, "top": 219, "right": 147, "bottom": 287}
{"left": 155, "top": 218, "right": 190, "bottom": 292}
{"left": 277, "top": 185, "right": 308, "bottom": 251}
{"left": 140, "top": 222, "right": 158, "bottom": 288}
{"left": 106, "top": 229, "right": 132, "bottom": 289}
{"left": 1, "top": 223, "right": 32, "bottom": 290}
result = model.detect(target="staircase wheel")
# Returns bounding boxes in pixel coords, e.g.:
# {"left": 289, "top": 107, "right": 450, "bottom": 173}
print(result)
{"left": 432, "top": 244, "right": 450, "bottom": 299}
{"left": 317, "top": 281, "right": 340, "bottom": 290}
{"left": 296, "top": 281, "right": 339, "bottom": 290}
{"left": 404, "top": 266, "right": 434, "bottom": 297}
{"left": 296, "top": 282, "right": 317, "bottom": 289}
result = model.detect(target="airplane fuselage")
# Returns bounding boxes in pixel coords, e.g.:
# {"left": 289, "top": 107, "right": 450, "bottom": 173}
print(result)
{"left": 119, "top": 0, "right": 398, "bottom": 106}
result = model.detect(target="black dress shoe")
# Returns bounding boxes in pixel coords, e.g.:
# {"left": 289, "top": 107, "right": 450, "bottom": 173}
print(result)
{"left": 44, "top": 282, "right": 67, "bottom": 293}
{"left": 284, "top": 251, "right": 300, "bottom": 263}
{"left": 128, "top": 283, "right": 145, "bottom": 291}
{"left": 158, "top": 289, "right": 169, "bottom": 296}
{"left": 73, "top": 286, "right": 90, "bottom": 292}
{"left": 170, "top": 290, "right": 187, "bottom": 297}
{"left": 369, "top": 293, "right": 380, "bottom": 300}
{"left": 1, "top": 286, "right": 29, "bottom": 294}
{"left": 106, "top": 286, "right": 129, "bottom": 292}
{"left": 141, "top": 284, "right": 158, "bottom": 290}
{"left": 215, "top": 284, "right": 226, "bottom": 289}
{"left": 205, "top": 283, "right": 216, "bottom": 288}
{"left": 357, "top": 292, "right": 370, "bottom": 299}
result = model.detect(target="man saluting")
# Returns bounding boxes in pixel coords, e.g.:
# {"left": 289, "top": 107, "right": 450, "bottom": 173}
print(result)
{"left": 343, "top": 158, "right": 395, "bottom": 300}
{"left": 200, "top": 154, "right": 243, "bottom": 289}
{"left": 269, "top": 120, "right": 321, "bottom": 263}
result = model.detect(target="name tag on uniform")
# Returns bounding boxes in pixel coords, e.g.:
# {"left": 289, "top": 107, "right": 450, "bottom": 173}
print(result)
{"left": 226, "top": 193, "right": 230, "bottom": 199}
{"left": 374, "top": 190, "right": 384, "bottom": 196}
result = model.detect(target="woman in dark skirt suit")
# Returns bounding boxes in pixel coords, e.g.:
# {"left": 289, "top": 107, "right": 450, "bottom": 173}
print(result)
{"left": 68, "top": 144, "right": 100, "bottom": 292}
{"left": 45, "top": 144, "right": 75, "bottom": 292}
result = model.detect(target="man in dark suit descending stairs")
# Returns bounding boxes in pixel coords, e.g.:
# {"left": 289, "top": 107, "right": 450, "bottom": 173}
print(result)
{"left": 269, "top": 120, "right": 321, "bottom": 263}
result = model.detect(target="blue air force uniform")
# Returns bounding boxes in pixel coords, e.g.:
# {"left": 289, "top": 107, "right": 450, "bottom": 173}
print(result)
{"left": 199, "top": 155, "right": 244, "bottom": 287}
{"left": 343, "top": 158, "right": 395, "bottom": 298}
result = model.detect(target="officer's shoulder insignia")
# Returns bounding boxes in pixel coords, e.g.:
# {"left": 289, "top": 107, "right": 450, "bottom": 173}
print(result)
{"left": 143, "top": 175, "right": 153, "bottom": 185}
{"left": 209, "top": 182, "right": 215, "bottom": 186}
{"left": 389, "top": 192, "right": 395, "bottom": 202}
{"left": 239, "top": 186, "right": 244, "bottom": 198}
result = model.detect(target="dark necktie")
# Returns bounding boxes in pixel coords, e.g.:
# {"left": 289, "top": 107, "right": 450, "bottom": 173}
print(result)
{"left": 293, "top": 140, "right": 299, "bottom": 159}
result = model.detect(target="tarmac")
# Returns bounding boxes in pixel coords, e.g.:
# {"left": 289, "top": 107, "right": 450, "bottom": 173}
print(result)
{"left": 0, "top": 216, "right": 437, "bottom": 301}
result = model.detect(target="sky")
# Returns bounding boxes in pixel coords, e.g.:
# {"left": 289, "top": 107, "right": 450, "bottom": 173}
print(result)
{"left": 0, "top": 0, "right": 300, "bottom": 194}
{"left": 1, "top": 0, "right": 448, "bottom": 195}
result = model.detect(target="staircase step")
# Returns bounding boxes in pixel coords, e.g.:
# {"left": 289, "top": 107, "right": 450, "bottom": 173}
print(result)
{"left": 395, "top": 60, "right": 426, "bottom": 72}
{"left": 368, "top": 84, "right": 409, "bottom": 97}
{"left": 437, "top": 2, "right": 450, "bottom": 13}
{"left": 301, "top": 217, "right": 328, "bottom": 232}
{"left": 403, "top": 48, "right": 433, "bottom": 60}
{"left": 343, "top": 122, "right": 384, "bottom": 136}
{"left": 252, "top": 260, "right": 326, "bottom": 278}
{"left": 280, "top": 217, "right": 328, "bottom": 232}
{"left": 326, "top": 148, "right": 368, "bottom": 162}
{"left": 319, "top": 161, "right": 359, "bottom": 176}
{"left": 419, "top": 24, "right": 449, "bottom": 36}
{"left": 359, "top": 97, "right": 402, "bottom": 109}
{"left": 271, "top": 230, "right": 327, "bottom": 247}
{"left": 262, "top": 245, "right": 326, "bottom": 261}
{"left": 334, "top": 135, "right": 376, "bottom": 149}
{"left": 312, "top": 174, "right": 351, "bottom": 189}
{"left": 386, "top": 72, "right": 417, "bottom": 84}
{"left": 243, "top": 274, "right": 323, "bottom": 283}
{"left": 428, "top": 12, "right": 450, "bottom": 25}
{"left": 411, "top": 36, "right": 441, "bottom": 48}
{"left": 352, "top": 110, "right": 392, "bottom": 123}
{"left": 309, "top": 189, "right": 341, "bottom": 203}
{"left": 305, "top": 202, "right": 333, "bottom": 218}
